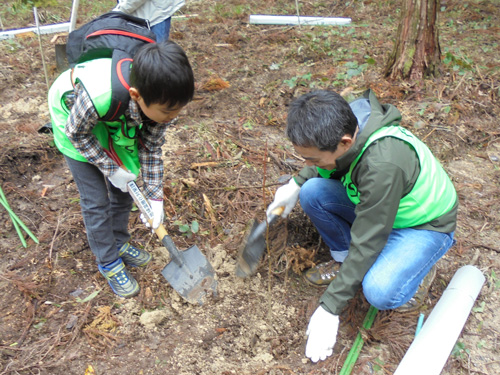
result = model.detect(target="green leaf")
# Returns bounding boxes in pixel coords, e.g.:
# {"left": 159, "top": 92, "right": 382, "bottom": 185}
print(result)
{"left": 284, "top": 77, "right": 298, "bottom": 88}
{"left": 472, "top": 301, "right": 485, "bottom": 313}
{"left": 179, "top": 224, "right": 190, "bottom": 233}
{"left": 76, "top": 289, "right": 101, "bottom": 303}
{"left": 302, "top": 72, "right": 312, "bottom": 81}
{"left": 451, "top": 341, "right": 466, "bottom": 357}
{"left": 190, "top": 220, "right": 199, "bottom": 233}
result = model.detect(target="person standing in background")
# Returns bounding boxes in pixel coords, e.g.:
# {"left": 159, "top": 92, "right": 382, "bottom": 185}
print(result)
{"left": 114, "top": 0, "right": 185, "bottom": 42}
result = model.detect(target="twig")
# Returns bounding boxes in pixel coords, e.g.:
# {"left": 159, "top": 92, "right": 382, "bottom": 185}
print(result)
{"left": 295, "top": 0, "right": 301, "bottom": 27}
{"left": 33, "top": 7, "right": 50, "bottom": 91}
{"left": 202, "top": 193, "right": 217, "bottom": 226}
{"left": 449, "top": 72, "right": 468, "bottom": 101}
{"left": 464, "top": 241, "right": 500, "bottom": 254}
{"left": 39, "top": 326, "right": 64, "bottom": 362}
{"left": 48, "top": 212, "right": 63, "bottom": 267}
{"left": 207, "top": 182, "right": 281, "bottom": 191}
{"left": 189, "top": 160, "right": 239, "bottom": 169}
{"left": 421, "top": 128, "right": 436, "bottom": 142}
{"left": 264, "top": 140, "right": 273, "bottom": 319}
{"left": 17, "top": 299, "right": 38, "bottom": 347}
{"left": 334, "top": 346, "right": 347, "bottom": 375}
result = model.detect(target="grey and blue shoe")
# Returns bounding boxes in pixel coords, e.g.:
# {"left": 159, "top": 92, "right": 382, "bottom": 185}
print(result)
{"left": 118, "top": 243, "right": 152, "bottom": 267}
{"left": 98, "top": 258, "right": 140, "bottom": 298}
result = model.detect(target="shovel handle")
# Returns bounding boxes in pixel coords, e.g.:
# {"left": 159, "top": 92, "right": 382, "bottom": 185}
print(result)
{"left": 270, "top": 206, "right": 284, "bottom": 216}
{"left": 267, "top": 206, "right": 284, "bottom": 223}
{"left": 126, "top": 181, "right": 185, "bottom": 265}
{"left": 127, "top": 181, "right": 154, "bottom": 219}
{"left": 126, "top": 181, "right": 169, "bottom": 240}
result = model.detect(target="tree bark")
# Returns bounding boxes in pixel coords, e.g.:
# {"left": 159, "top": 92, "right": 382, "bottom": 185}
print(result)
{"left": 385, "top": 0, "right": 441, "bottom": 81}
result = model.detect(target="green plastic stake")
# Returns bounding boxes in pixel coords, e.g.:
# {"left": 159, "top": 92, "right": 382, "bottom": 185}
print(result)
{"left": 339, "top": 305, "right": 378, "bottom": 375}
{"left": 0, "top": 188, "right": 27, "bottom": 247}
{"left": 0, "top": 186, "right": 39, "bottom": 245}
{"left": 11, "top": 216, "right": 28, "bottom": 248}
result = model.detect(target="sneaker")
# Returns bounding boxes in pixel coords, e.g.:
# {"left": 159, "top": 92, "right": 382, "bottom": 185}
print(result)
{"left": 396, "top": 265, "right": 437, "bottom": 312}
{"left": 118, "top": 243, "right": 152, "bottom": 267}
{"left": 98, "top": 258, "right": 140, "bottom": 298}
{"left": 303, "top": 260, "right": 342, "bottom": 287}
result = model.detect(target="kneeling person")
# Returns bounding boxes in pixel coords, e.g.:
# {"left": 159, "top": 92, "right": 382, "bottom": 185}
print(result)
{"left": 266, "top": 90, "right": 457, "bottom": 362}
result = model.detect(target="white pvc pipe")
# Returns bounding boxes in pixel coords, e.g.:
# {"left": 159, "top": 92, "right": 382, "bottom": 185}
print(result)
{"left": 249, "top": 15, "right": 351, "bottom": 26}
{"left": 0, "top": 23, "right": 71, "bottom": 40}
{"left": 394, "top": 265, "right": 485, "bottom": 375}
{"left": 69, "top": 0, "right": 80, "bottom": 32}
{"left": 0, "top": 0, "right": 78, "bottom": 40}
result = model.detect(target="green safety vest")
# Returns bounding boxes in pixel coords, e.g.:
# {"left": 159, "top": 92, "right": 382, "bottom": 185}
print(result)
{"left": 340, "top": 125, "right": 457, "bottom": 228}
{"left": 48, "top": 58, "right": 140, "bottom": 175}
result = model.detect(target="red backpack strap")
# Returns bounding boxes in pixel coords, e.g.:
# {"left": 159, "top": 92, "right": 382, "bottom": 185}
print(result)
{"left": 101, "top": 50, "right": 133, "bottom": 122}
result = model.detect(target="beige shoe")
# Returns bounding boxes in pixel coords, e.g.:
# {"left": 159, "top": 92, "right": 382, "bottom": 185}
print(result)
{"left": 396, "top": 265, "right": 437, "bottom": 312}
{"left": 303, "top": 260, "right": 342, "bottom": 287}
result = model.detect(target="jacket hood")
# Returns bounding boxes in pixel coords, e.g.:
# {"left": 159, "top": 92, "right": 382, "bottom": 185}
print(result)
{"left": 335, "top": 89, "right": 402, "bottom": 172}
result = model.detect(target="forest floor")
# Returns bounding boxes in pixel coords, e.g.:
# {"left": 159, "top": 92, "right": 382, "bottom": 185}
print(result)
{"left": 0, "top": 0, "right": 499, "bottom": 374}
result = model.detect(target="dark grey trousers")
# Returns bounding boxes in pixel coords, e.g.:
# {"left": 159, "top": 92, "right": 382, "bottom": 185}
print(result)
{"left": 64, "top": 156, "right": 133, "bottom": 265}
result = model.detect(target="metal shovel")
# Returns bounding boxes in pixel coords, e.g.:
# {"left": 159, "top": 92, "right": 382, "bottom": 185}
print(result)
{"left": 235, "top": 206, "right": 284, "bottom": 278}
{"left": 127, "top": 181, "right": 217, "bottom": 305}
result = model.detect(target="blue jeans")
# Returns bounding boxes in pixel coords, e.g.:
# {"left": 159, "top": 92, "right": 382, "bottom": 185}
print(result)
{"left": 299, "top": 178, "right": 455, "bottom": 310}
{"left": 151, "top": 17, "right": 172, "bottom": 42}
{"left": 65, "top": 156, "right": 133, "bottom": 265}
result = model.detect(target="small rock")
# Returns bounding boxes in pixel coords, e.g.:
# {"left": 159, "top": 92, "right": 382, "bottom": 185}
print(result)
{"left": 66, "top": 314, "right": 78, "bottom": 329}
{"left": 69, "top": 288, "right": 84, "bottom": 297}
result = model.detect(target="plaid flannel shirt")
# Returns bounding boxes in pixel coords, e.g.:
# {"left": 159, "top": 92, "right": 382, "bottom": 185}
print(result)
{"left": 64, "top": 83, "right": 169, "bottom": 200}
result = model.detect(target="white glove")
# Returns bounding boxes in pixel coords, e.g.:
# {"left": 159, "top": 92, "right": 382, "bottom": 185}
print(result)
{"left": 140, "top": 199, "right": 164, "bottom": 229}
{"left": 108, "top": 168, "right": 137, "bottom": 192}
{"left": 305, "top": 306, "right": 339, "bottom": 363}
{"left": 266, "top": 178, "right": 301, "bottom": 219}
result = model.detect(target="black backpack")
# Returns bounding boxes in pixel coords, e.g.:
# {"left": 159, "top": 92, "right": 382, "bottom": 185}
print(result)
{"left": 66, "top": 11, "right": 157, "bottom": 121}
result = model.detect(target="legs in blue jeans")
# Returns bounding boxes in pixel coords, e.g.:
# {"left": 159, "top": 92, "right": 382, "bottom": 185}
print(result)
{"left": 363, "top": 229, "right": 454, "bottom": 310}
{"left": 299, "top": 177, "right": 455, "bottom": 310}
{"left": 151, "top": 17, "right": 172, "bottom": 42}
{"left": 64, "top": 156, "right": 133, "bottom": 266}
{"left": 299, "top": 178, "right": 356, "bottom": 262}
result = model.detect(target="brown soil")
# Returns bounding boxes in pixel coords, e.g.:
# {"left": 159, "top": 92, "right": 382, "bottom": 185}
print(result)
{"left": 1, "top": 0, "right": 499, "bottom": 374}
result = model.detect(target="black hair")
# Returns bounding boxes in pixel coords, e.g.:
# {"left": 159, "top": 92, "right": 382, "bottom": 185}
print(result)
{"left": 130, "top": 41, "right": 195, "bottom": 107}
{"left": 286, "top": 90, "right": 358, "bottom": 152}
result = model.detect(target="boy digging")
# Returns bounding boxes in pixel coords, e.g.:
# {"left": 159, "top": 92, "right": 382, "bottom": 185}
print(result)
{"left": 48, "top": 41, "right": 195, "bottom": 298}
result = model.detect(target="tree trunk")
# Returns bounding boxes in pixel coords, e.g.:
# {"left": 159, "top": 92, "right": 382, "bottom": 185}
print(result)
{"left": 385, "top": 0, "right": 441, "bottom": 81}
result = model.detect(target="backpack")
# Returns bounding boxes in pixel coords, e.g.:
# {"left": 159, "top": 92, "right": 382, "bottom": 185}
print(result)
{"left": 66, "top": 11, "right": 157, "bottom": 122}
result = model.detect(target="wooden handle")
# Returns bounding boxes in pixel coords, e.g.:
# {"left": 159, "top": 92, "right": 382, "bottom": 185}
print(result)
{"left": 154, "top": 223, "right": 168, "bottom": 240}
{"left": 271, "top": 206, "right": 285, "bottom": 216}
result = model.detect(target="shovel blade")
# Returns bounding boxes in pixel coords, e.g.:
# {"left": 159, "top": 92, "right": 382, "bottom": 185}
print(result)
{"left": 236, "top": 212, "right": 282, "bottom": 278}
{"left": 235, "top": 220, "right": 267, "bottom": 278}
{"left": 161, "top": 244, "right": 217, "bottom": 305}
